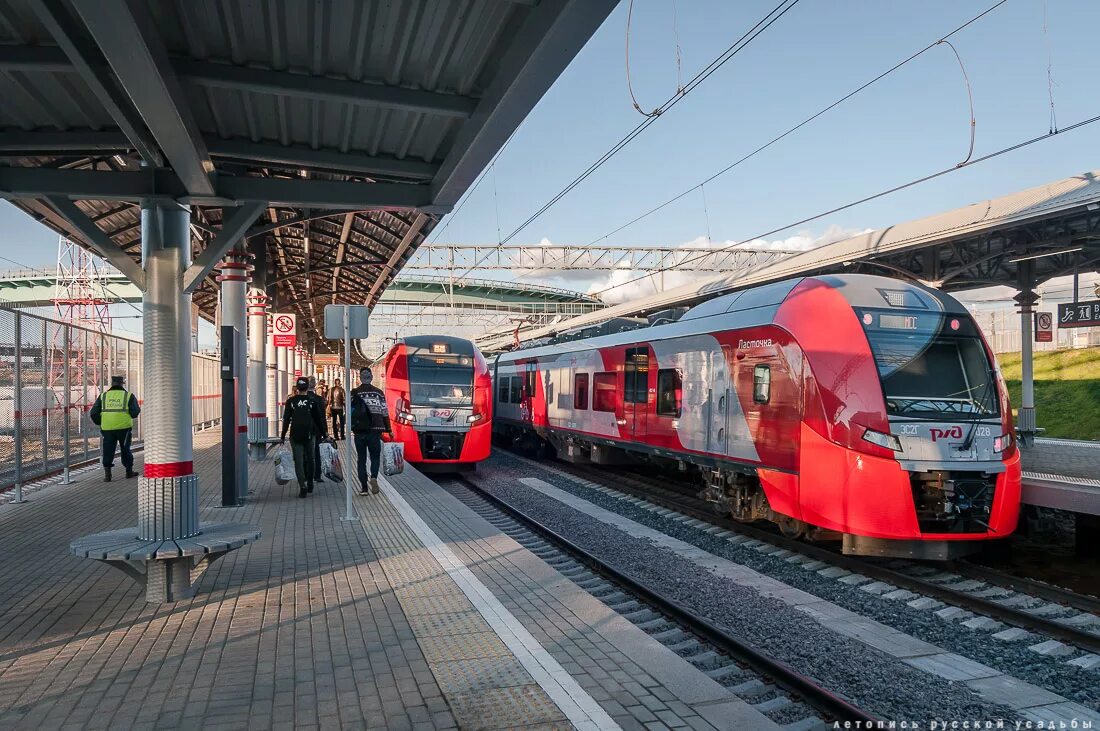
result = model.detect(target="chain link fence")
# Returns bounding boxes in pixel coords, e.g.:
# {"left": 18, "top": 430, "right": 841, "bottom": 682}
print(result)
{"left": 1, "top": 307, "right": 220, "bottom": 497}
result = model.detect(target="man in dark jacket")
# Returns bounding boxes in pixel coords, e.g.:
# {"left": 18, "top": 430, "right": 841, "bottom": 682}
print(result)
{"left": 350, "top": 366, "right": 392, "bottom": 494}
{"left": 329, "top": 378, "right": 346, "bottom": 440}
{"left": 89, "top": 374, "right": 140, "bottom": 482}
{"left": 280, "top": 377, "right": 326, "bottom": 498}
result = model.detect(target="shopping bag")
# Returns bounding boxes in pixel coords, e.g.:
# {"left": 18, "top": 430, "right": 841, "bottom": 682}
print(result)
{"left": 319, "top": 440, "right": 336, "bottom": 478}
{"left": 273, "top": 445, "right": 294, "bottom": 485}
{"left": 381, "top": 441, "right": 405, "bottom": 476}
{"left": 320, "top": 440, "right": 343, "bottom": 481}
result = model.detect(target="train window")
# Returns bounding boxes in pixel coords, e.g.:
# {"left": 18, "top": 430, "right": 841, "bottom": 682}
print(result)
{"left": 656, "top": 369, "right": 682, "bottom": 416}
{"left": 574, "top": 373, "right": 589, "bottom": 410}
{"left": 753, "top": 365, "right": 771, "bottom": 404}
{"left": 509, "top": 376, "right": 522, "bottom": 403}
{"left": 623, "top": 347, "right": 649, "bottom": 403}
{"left": 498, "top": 377, "right": 509, "bottom": 404}
{"left": 525, "top": 363, "right": 537, "bottom": 401}
{"left": 593, "top": 372, "right": 616, "bottom": 412}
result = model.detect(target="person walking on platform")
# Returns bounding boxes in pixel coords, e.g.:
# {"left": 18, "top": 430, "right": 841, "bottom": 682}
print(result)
{"left": 308, "top": 377, "right": 328, "bottom": 483}
{"left": 280, "top": 377, "right": 326, "bottom": 498}
{"left": 329, "top": 378, "right": 346, "bottom": 441}
{"left": 350, "top": 366, "right": 392, "bottom": 494}
{"left": 89, "top": 374, "right": 140, "bottom": 482}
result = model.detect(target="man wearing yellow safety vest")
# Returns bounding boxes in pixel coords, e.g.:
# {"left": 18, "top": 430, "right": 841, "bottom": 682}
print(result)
{"left": 89, "top": 374, "right": 141, "bottom": 482}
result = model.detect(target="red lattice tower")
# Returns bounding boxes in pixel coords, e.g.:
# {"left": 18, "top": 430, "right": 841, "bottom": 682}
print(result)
{"left": 49, "top": 237, "right": 115, "bottom": 392}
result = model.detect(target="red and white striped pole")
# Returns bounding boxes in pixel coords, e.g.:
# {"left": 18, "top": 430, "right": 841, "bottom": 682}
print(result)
{"left": 247, "top": 287, "right": 268, "bottom": 460}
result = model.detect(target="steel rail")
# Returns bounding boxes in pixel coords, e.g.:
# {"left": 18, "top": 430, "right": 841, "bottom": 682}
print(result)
{"left": 453, "top": 473, "right": 880, "bottom": 724}
{"left": 546, "top": 459, "right": 1100, "bottom": 656}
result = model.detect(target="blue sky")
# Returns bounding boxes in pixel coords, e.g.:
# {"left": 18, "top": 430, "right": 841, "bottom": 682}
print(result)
{"left": 2, "top": 0, "right": 1099, "bottom": 292}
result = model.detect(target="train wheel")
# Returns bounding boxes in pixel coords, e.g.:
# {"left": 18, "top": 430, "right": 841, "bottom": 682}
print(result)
{"left": 776, "top": 515, "right": 807, "bottom": 540}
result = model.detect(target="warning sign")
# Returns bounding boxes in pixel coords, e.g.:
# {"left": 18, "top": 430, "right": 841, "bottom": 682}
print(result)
{"left": 272, "top": 313, "right": 297, "bottom": 348}
{"left": 1035, "top": 311, "right": 1053, "bottom": 343}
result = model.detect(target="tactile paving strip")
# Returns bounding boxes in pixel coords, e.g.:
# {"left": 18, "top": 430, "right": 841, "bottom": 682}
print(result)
{"left": 445, "top": 685, "right": 569, "bottom": 730}
{"left": 406, "top": 610, "right": 490, "bottom": 636}
{"left": 429, "top": 657, "right": 535, "bottom": 695}
{"left": 417, "top": 631, "right": 513, "bottom": 663}
{"left": 399, "top": 593, "right": 479, "bottom": 616}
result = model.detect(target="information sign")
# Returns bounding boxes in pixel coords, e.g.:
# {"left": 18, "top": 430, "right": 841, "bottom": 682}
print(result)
{"left": 1057, "top": 301, "right": 1100, "bottom": 328}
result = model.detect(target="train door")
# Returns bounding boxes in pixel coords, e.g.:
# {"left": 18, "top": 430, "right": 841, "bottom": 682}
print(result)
{"left": 705, "top": 347, "right": 732, "bottom": 454}
{"left": 522, "top": 361, "right": 537, "bottom": 424}
{"left": 624, "top": 346, "right": 649, "bottom": 439}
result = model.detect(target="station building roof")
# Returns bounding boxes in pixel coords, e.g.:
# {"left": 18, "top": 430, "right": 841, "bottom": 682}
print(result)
{"left": 0, "top": 0, "right": 617, "bottom": 348}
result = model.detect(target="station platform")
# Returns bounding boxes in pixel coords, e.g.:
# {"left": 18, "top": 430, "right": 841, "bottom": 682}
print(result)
{"left": 0, "top": 432, "right": 772, "bottom": 731}
{"left": 1020, "top": 438, "right": 1100, "bottom": 516}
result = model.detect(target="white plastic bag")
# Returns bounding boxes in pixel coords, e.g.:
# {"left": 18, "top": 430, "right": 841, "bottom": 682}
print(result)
{"left": 273, "top": 445, "right": 294, "bottom": 485}
{"left": 381, "top": 441, "right": 405, "bottom": 476}
{"left": 320, "top": 440, "right": 342, "bottom": 481}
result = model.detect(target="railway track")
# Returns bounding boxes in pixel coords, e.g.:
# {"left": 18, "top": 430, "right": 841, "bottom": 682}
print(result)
{"left": 440, "top": 473, "right": 879, "bottom": 729}
{"left": 509, "top": 452, "right": 1100, "bottom": 657}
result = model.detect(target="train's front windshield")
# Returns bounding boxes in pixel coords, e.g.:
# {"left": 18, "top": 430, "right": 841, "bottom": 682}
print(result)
{"left": 408, "top": 353, "right": 473, "bottom": 407}
{"left": 857, "top": 309, "right": 998, "bottom": 420}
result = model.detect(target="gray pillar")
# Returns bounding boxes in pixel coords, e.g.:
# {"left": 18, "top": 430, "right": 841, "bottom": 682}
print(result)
{"left": 1014, "top": 260, "right": 1038, "bottom": 445}
{"left": 218, "top": 249, "right": 250, "bottom": 491}
{"left": 265, "top": 324, "right": 278, "bottom": 438}
{"left": 276, "top": 344, "right": 288, "bottom": 409}
{"left": 138, "top": 201, "right": 198, "bottom": 540}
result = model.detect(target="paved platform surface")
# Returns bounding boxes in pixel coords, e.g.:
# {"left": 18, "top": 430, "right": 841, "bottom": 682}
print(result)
{"left": 1021, "top": 438, "right": 1100, "bottom": 515}
{"left": 1022, "top": 438, "right": 1100, "bottom": 481}
{"left": 0, "top": 433, "right": 767, "bottom": 730}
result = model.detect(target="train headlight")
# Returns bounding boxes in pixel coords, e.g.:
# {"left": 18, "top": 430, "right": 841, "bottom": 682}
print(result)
{"left": 862, "top": 427, "right": 902, "bottom": 452}
{"left": 467, "top": 413, "right": 482, "bottom": 424}
{"left": 397, "top": 410, "right": 415, "bottom": 425}
{"left": 993, "top": 432, "right": 1013, "bottom": 453}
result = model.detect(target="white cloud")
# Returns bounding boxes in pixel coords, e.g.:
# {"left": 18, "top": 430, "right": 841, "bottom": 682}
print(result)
{"left": 565, "top": 225, "right": 867, "bottom": 305}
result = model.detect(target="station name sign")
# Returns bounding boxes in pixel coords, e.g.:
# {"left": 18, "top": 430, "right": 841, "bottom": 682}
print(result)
{"left": 1057, "top": 300, "right": 1100, "bottom": 328}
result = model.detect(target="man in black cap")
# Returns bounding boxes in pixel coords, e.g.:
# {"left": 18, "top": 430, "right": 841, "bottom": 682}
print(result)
{"left": 280, "top": 376, "right": 326, "bottom": 498}
{"left": 350, "top": 366, "right": 392, "bottom": 494}
{"left": 89, "top": 374, "right": 140, "bottom": 482}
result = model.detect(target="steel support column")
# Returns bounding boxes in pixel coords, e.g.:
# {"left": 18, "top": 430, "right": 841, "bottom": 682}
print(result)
{"left": 276, "top": 344, "right": 288, "bottom": 412}
{"left": 265, "top": 325, "right": 278, "bottom": 438}
{"left": 247, "top": 243, "right": 268, "bottom": 460}
{"left": 139, "top": 201, "right": 198, "bottom": 538}
{"left": 218, "top": 250, "right": 251, "bottom": 492}
{"left": 1015, "top": 259, "right": 1039, "bottom": 445}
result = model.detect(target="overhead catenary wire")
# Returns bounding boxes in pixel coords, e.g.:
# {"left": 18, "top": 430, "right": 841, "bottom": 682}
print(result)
{"left": 493, "top": 0, "right": 804, "bottom": 250}
{"left": 625, "top": 0, "right": 685, "bottom": 117}
{"left": 427, "top": 0, "right": 802, "bottom": 298}
{"left": 586, "top": 0, "right": 1009, "bottom": 248}
{"left": 936, "top": 39, "right": 977, "bottom": 167}
{"left": 583, "top": 110, "right": 1100, "bottom": 302}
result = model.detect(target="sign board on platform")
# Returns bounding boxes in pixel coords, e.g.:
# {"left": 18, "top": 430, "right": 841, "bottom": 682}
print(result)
{"left": 1034, "top": 311, "right": 1053, "bottom": 342}
{"left": 314, "top": 354, "right": 341, "bottom": 366}
{"left": 272, "top": 313, "right": 297, "bottom": 347}
{"left": 324, "top": 305, "right": 369, "bottom": 340}
{"left": 1057, "top": 301, "right": 1100, "bottom": 328}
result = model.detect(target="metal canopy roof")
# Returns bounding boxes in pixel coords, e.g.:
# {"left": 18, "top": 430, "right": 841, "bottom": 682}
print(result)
{"left": 0, "top": 0, "right": 617, "bottom": 347}
{"left": 483, "top": 169, "right": 1100, "bottom": 351}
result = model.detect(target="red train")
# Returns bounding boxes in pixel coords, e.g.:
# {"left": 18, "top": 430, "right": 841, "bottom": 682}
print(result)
{"left": 381, "top": 335, "right": 492, "bottom": 472}
{"left": 493, "top": 274, "right": 1021, "bottom": 559}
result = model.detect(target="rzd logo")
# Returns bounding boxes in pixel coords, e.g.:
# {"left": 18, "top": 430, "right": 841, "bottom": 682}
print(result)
{"left": 929, "top": 426, "right": 963, "bottom": 442}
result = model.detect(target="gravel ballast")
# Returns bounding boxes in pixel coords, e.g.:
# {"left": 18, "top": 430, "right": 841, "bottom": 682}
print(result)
{"left": 473, "top": 451, "right": 1100, "bottom": 719}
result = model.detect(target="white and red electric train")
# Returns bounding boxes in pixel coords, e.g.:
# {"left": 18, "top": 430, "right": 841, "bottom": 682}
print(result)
{"left": 493, "top": 274, "right": 1021, "bottom": 559}
{"left": 381, "top": 335, "right": 492, "bottom": 472}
